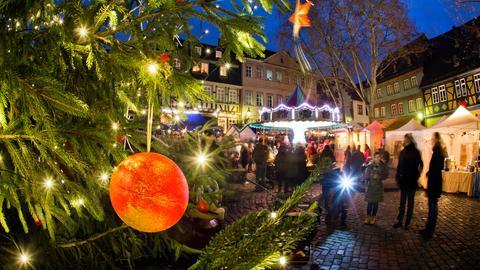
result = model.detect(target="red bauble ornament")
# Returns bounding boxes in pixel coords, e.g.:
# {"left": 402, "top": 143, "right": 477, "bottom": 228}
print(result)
{"left": 109, "top": 152, "right": 189, "bottom": 232}
{"left": 115, "top": 135, "right": 125, "bottom": 142}
{"left": 197, "top": 199, "right": 209, "bottom": 213}
{"left": 34, "top": 215, "right": 42, "bottom": 227}
{"left": 158, "top": 53, "right": 170, "bottom": 63}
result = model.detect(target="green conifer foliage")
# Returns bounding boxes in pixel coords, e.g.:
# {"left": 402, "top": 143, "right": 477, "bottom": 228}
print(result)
{"left": 0, "top": 1, "right": 323, "bottom": 269}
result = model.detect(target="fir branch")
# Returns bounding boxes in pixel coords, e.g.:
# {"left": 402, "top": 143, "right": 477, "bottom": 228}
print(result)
{"left": 57, "top": 224, "right": 129, "bottom": 248}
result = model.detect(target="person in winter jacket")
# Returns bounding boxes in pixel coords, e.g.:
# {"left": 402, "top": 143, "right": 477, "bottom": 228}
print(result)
{"left": 393, "top": 133, "right": 423, "bottom": 229}
{"left": 288, "top": 145, "right": 308, "bottom": 188}
{"left": 274, "top": 144, "right": 290, "bottom": 193}
{"left": 420, "top": 132, "right": 445, "bottom": 238}
{"left": 252, "top": 139, "right": 269, "bottom": 191}
{"left": 350, "top": 145, "right": 365, "bottom": 188}
{"left": 364, "top": 152, "right": 389, "bottom": 225}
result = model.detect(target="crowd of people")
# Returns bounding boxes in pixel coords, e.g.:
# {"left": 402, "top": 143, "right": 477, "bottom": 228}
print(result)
{"left": 229, "top": 131, "right": 446, "bottom": 238}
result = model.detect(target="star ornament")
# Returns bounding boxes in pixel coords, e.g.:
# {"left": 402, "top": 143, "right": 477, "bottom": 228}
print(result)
{"left": 289, "top": 0, "right": 312, "bottom": 38}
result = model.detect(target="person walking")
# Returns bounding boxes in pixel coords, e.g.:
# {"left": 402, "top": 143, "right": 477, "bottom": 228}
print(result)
{"left": 393, "top": 133, "right": 423, "bottom": 230}
{"left": 252, "top": 138, "right": 269, "bottom": 192}
{"left": 291, "top": 145, "right": 308, "bottom": 188}
{"left": 364, "top": 152, "right": 389, "bottom": 225}
{"left": 364, "top": 144, "right": 372, "bottom": 163}
{"left": 350, "top": 145, "right": 365, "bottom": 189}
{"left": 420, "top": 132, "right": 446, "bottom": 238}
{"left": 344, "top": 145, "right": 352, "bottom": 173}
{"left": 274, "top": 144, "right": 289, "bottom": 193}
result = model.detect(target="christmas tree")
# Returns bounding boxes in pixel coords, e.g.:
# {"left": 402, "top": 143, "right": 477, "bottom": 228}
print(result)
{"left": 0, "top": 0, "right": 320, "bottom": 268}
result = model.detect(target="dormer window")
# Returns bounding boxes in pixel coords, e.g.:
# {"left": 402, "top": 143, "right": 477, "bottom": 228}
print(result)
{"left": 195, "top": 46, "right": 202, "bottom": 56}
{"left": 215, "top": 50, "right": 222, "bottom": 58}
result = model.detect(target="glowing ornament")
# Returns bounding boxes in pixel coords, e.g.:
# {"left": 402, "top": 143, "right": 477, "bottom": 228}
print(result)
{"left": 197, "top": 199, "right": 209, "bottom": 213}
{"left": 158, "top": 53, "right": 170, "bottom": 63}
{"left": 109, "top": 152, "right": 189, "bottom": 232}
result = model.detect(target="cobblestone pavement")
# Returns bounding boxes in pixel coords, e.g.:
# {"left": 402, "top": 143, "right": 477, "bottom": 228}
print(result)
{"left": 223, "top": 173, "right": 480, "bottom": 270}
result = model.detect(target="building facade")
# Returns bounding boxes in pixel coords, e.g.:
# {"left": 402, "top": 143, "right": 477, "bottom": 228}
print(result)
{"left": 189, "top": 44, "right": 242, "bottom": 130}
{"left": 241, "top": 51, "right": 318, "bottom": 122}
{"left": 421, "top": 18, "right": 480, "bottom": 126}
{"left": 370, "top": 35, "right": 428, "bottom": 124}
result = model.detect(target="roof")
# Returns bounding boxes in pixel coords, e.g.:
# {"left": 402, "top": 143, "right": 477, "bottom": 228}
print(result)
{"left": 387, "top": 118, "right": 425, "bottom": 132}
{"left": 420, "top": 17, "right": 480, "bottom": 87}
{"left": 377, "top": 35, "right": 429, "bottom": 83}
{"left": 425, "top": 105, "right": 480, "bottom": 131}
{"left": 286, "top": 85, "right": 310, "bottom": 106}
{"left": 384, "top": 118, "right": 413, "bottom": 131}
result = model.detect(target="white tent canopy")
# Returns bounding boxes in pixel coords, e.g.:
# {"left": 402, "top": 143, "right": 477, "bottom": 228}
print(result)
{"left": 426, "top": 106, "right": 480, "bottom": 132}
{"left": 226, "top": 125, "right": 256, "bottom": 142}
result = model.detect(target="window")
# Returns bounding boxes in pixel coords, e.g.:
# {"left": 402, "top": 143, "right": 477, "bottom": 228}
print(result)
{"left": 245, "top": 90, "right": 253, "bottom": 105}
{"left": 403, "top": 79, "right": 411, "bottom": 89}
{"left": 416, "top": 98, "right": 423, "bottom": 110}
{"left": 256, "top": 66, "right": 262, "bottom": 79}
{"left": 411, "top": 76, "right": 418, "bottom": 87}
{"left": 215, "top": 50, "right": 222, "bottom": 58}
{"left": 439, "top": 84, "right": 447, "bottom": 102}
{"left": 455, "top": 80, "right": 462, "bottom": 98}
{"left": 192, "top": 64, "right": 200, "bottom": 73}
{"left": 374, "top": 108, "right": 380, "bottom": 118}
{"left": 394, "top": 82, "right": 400, "bottom": 93}
{"left": 376, "top": 88, "right": 382, "bottom": 98}
{"left": 256, "top": 92, "right": 263, "bottom": 106}
{"left": 276, "top": 71, "right": 282, "bottom": 81}
{"left": 266, "top": 70, "right": 273, "bottom": 80}
{"left": 398, "top": 102, "right": 404, "bottom": 114}
{"left": 432, "top": 87, "right": 439, "bottom": 104}
{"left": 216, "top": 88, "right": 225, "bottom": 103}
{"left": 408, "top": 100, "right": 415, "bottom": 112}
{"left": 391, "top": 104, "right": 398, "bottom": 115}
{"left": 173, "top": 58, "right": 181, "bottom": 69}
{"left": 267, "top": 94, "right": 274, "bottom": 108}
{"left": 381, "top": 107, "right": 386, "bottom": 117}
{"left": 386, "top": 85, "right": 393, "bottom": 95}
{"left": 245, "top": 65, "right": 252, "bottom": 78}
{"left": 200, "top": 62, "right": 209, "bottom": 74}
{"left": 195, "top": 46, "right": 202, "bottom": 55}
{"left": 204, "top": 86, "right": 212, "bottom": 97}
{"left": 474, "top": 74, "right": 480, "bottom": 93}
{"left": 220, "top": 66, "right": 227, "bottom": 77}
{"left": 357, "top": 104, "right": 363, "bottom": 115}
{"left": 277, "top": 95, "right": 283, "bottom": 106}
{"left": 460, "top": 78, "right": 467, "bottom": 96}
{"left": 228, "top": 89, "right": 238, "bottom": 104}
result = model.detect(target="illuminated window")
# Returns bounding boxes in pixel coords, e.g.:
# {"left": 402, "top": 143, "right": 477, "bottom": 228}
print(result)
{"left": 391, "top": 104, "right": 398, "bottom": 115}
{"left": 432, "top": 87, "right": 439, "bottom": 104}
{"left": 266, "top": 70, "right": 273, "bottom": 80}
{"left": 200, "top": 62, "right": 209, "bottom": 74}
{"left": 276, "top": 71, "right": 282, "bottom": 81}
{"left": 416, "top": 98, "right": 423, "bottom": 110}
{"left": 394, "top": 82, "right": 400, "bottom": 93}
{"left": 386, "top": 85, "right": 393, "bottom": 95}
{"left": 374, "top": 108, "right": 379, "bottom": 118}
{"left": 474, "top": 74, "right": 480, "bottom": 93}
{"left": 246, "top": 65, "right": 252, "bottom": 77}
{"left": 460, "top": 78, "right": 467, "bottom": 96}
{"left": 455, "top": 80, "right": 461, "bottom": 98}
{"left": 439, "top": 85, "right": 447, "bottom": 102}
{"left": 220, "top": 66, "right": 227, "bottom": 77}
{"left": 256, "top": 92, "right": 263, "bottom": 106}
{"left": 267, "top": 94, "right": 274, "bottom": 107}
{"left": 398, "top": 102, "right": 404, "bottom": 114}
{"left": 228, "top": 89, "right": 238, "bottom": 104}
{"left": 381, "top": 106, "right": 386, "bottom": 117}
{"left": 404, "top": 78, "right": 411, "bottom": 89}
{"left": 216, "top": 88, "right": 225, "bottom": 103}
{"left": 411, "top": 76, "right": 418, "bottom": 87}
{"left": 245, "top": 90, "right": 253, "bottom": 105}
{"left": 376, "top": 88, "right": 382, "bottom": 98}
{"left": 256, "top": 66, "right": 262, "bottom": 79}
{"left": 192, "top": 64, "right": 200, "bottom": 73}
{"left": 195, "top": 46, "right": 202, "bottom": 55}
{"left": 408, "top": 100, "right": 415, "bottom": 112}
{"left": 215, "top": 50, "right": 222, "bottom": 58}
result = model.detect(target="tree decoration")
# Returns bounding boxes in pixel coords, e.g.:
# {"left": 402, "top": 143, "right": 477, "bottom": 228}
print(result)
{"left": 109, "top": 152, "right": 189, "bottom": 232}
{"left": 289, "top": 0, "right": 313, "bottom": 73}
{"left": 158, "top": 53, "right": 170, "bottom": 63}
{"left": 197, "top": 199, "right": 209, "bottom": 213}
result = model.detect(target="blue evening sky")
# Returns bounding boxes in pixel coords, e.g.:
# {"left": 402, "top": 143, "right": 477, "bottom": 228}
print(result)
{"left": 197, "top": 0, "right": 479, "bottom": 51}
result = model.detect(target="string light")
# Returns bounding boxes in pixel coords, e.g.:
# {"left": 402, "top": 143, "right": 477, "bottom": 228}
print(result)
{"left": 58, "top": 18, "right": 64, "bottom": 25}
{"left": 44, "top": 178, "right": 54, "bottom": 189}
{"left": 112, "top": 122, "right": 119, "bottom": 130}
{"left": 174, "top": 115, "right": 180, "bottom": 121}
{"left": 270, "top": 212, "right": 277, "bottom": 218}
{"left": 76, "top": 25, "right": 88, "bottom": 38}
{"left": 206, "top": 48, "right": 211, "bottom": 54}
{"left": 147, "top": 62, "right": 158, "bottom": 75}
{"left": 141, "top": 109, "right": 147, "bottom": 115}
{"left": 100, "top": 173, "right": 109, "bottom": 182}
{"left": 225, "top": 63, "right": 231, "bottom": 69}
{"left": 279, "top": 256, "right": 287, "bottom": 266}
{"left": 216, "top": 4, "right": 220, "bottom": 8}
{"left": 18, "top": 253, "right": 30, "bottom": 265}
{"left": 204, "top": 29, "right": 209, "bottom": 34}
{"left": 196, "top": 154, "right": 208, "bottom": 165}
{"left": 178, "top": 101, "right": 185, "bottom": 107}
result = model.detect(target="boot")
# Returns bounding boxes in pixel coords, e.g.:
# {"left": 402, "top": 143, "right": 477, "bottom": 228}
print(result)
{"left": 364, "top": 216, "right": 371, "bottom": 225}
{"left": 370, "top": 216, "right": 376, "bottom": 225}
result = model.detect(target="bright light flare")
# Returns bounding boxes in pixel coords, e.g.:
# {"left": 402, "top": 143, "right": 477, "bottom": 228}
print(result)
{"left": 339, "top": 175, "right": 354, "bottom": 191}
{"left": 225, "top": 63, "right": 231, "bottom": 69}
{"left": 279, "top": 256, "right": 287, "bottom": 266}
{"left": 178, "top": 101, "right": 185, "bottom": 107}
{"left": 174, "top": 115, "right": 181, "bottom": 121}
{"left": 77, "top": 25, "right": 88, "bottom": 38}
{"left": 147, "top": 63, "right": 158, "bottom": 75}
{"left": 100, "top": 173, "right": 109, "bottom": 182}
{"left": 18, "top": 253, "right": 30, "bottom": 264}
{"left": 196, "top": 154, "right": 208, "bottom": 165}
{"left": 44, "top": 179, "right": 54, "bottom": 189}
{"left": 270, "top": 212, "right": 277, "bottom": 219}
{"left": 112, "top": 122, "right": 119, "bottom": 130}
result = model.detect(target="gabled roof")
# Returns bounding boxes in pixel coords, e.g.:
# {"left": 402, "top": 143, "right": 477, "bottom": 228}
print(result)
{"left": 286, "top": 85, "right": 309, "bottom": 106}
{"left": 421, "top": 17, "right": 480, "bottom": 87}
{"left": 377, "top": 34, "right": 429, "bottom": 83}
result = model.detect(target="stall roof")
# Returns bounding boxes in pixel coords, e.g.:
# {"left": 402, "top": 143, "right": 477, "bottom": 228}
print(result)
{"left": 365, "top": 119, "right": 398, "bottom": 132}
{"left": 385, "top": 118, "right": 418, "bottom": 131}
{"left": 388, "top": 118, "right": 425, "bottom": 132}
{"left": 426, "top": 106, "right": 480, "bottom": 132}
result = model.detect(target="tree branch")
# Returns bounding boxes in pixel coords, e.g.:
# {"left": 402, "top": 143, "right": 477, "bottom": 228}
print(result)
{"left": 57, "top": 224, "right": 129, "bottom": 248}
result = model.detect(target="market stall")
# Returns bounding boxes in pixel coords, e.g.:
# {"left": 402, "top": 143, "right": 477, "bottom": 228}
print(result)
{"left": 385, "top": 119, "right": 426, "bottom": 168}
{"left": 422, "top": 106, "right": 480, "bottom": 194}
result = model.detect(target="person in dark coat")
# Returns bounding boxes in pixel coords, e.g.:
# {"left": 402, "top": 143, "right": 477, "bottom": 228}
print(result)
{"left": 252, "top": 139, "right": 269, "bottom": 191}
{"left": 290, "top": 145, "right": 308, "bottom": 188}
{"left": 320, "top": 144, "right": 336, "bottom": 163}
{"left": 350, "top": 145, "right": 365, "bottom": 188}
{"left": 274, "top": 144, "right": 289, "bottom": 193}
{"left": 378, "top": 144, "right": 391, "bottom": 165}
{"left": 240, "top": 143, "right": 250, "bottom": 169}
{"left": 393, "top": 133, "right": 423, "bottom": 229}
{"left": 420, "top": 132, "right": 445, "bottom": 238}
{"left": 344, "top": 145, "right": 352, "bottom": 172}
{"left": 364, "top": 152, "right": 389, "bottom": 225}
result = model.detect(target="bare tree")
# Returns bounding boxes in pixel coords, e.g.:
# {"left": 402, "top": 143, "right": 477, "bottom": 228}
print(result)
{"left": 279, "top": 0, "right": 422, "bottom": 121}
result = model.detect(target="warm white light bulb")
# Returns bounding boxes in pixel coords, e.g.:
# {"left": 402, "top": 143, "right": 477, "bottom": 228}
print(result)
{"left": 141, "top": 109, "right": 147, "bottom": 115}
{"left": 100, "top": 173, "right": 109, "bottom": 182}
{"left": 58, "top": 18, "right": 64, "bottom": 25}
{"left": 279, "top": 256, "right": 287, "bottom": 266}
{"left": 112, "top": 122, "right": 119, "bottom": 130}
{"left": 78, "top": 198, "right": 84, "bottom": 205}
{"left": 147, "top": 63, "right": 158, "bottom": 75}
{"left": 44, "top": 179, "right": 54, "bottom": 189}
{"left": 270, "top": 212, "right": 277, "bottom": 218}
{"left": 206, "top": 48, "right": 211, "bottom": 54}
{"left": 77, "top": 26, "right": 88, "bottom": 38}
{"left": 196, "top": 154, "right": 207, "bottom": 164}
{"left": 19, "top": 253, "right": 29, "bottom": 264}
{"left": 174, "top": 115, "right": 180, "bottom": 121}
{"left": 178, "top": 101, "right": 185, "bottom": 107}
{"left": 205, "top": 29, "right": 209, "bottom": 34}
{"left": 225, "top": 63, "right": 231, "bottom": 69}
